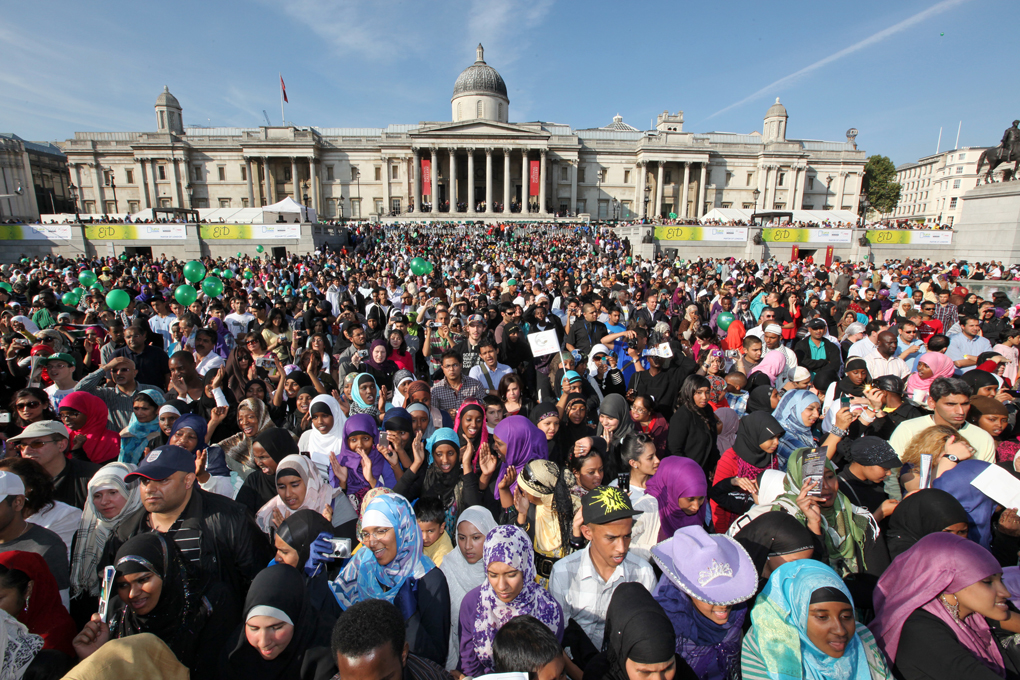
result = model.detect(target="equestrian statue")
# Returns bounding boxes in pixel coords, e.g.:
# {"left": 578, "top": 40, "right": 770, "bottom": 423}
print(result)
{"left": 976, "top": 120, "right": 1020, "bottom": 183}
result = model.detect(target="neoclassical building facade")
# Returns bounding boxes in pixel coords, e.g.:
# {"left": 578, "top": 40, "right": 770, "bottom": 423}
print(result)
{"left": 60, "top": 46, "right": 866, "bottom": 221}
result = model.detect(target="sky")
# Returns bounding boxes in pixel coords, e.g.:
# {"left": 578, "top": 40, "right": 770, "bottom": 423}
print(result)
{"left": 3, "top": 0, "right": 1017, "bottom": 167}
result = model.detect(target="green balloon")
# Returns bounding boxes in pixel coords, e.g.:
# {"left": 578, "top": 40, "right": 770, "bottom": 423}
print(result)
{"left": 716, "top": 311, "right": 735, "bottom": 332}
{"left": 78, "top": 270, "right": 97, "bottom": 287}
{"left": 221, "top": 269, "right": 234, "bottom": 280}
{"left": 61, "top": 292, "right": 79, "bottom": 306}
{"left": 0, "top": 283, "right": 12, "bottom": 293}
{"left": 90, "top": 282, "right": 104, "bottom": 291}
{"left": 409, "top": 257, "right": 430, "bottom": 276}
{"left": 237, "top": 252, "right": 243, "bottom": 258}
{"left": 256, "top": 245, "right": 264, "bottom": 253}
{"left": 119, "top": 253, "right": 128, "bottom": 261}
{"left": 243, "top": 270, "right": 254, "bottom": 280}
{"left": 174, "top": 284, "right": 198, "bottom": 307}
{"left": 182, "top": 260, "right": 206, "bottom": 283}
{"left": 105, "top": 289, "right": 130, "bottom": 311}
{"left": 201, "top": 276, "right": 224, "bottom": 298}
{"left": 20, "top": 258, "right": 28, "bottom": 265}
{"left": 73, "top": 287, "right": 85, "bottom": 299}
{"left": 212, "top": 269, "right": 221, "bottom": 276}
{"left": 424, "top": 262, "right": 434, "bottom": 275}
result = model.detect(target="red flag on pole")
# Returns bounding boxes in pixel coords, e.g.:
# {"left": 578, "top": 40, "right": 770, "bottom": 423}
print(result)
{"left": 280, "top": 75, "right": 288, "bottom": 103}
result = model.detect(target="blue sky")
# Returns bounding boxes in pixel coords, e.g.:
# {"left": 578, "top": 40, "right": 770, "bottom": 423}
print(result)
{"left": 2, "top": 0, "right": 1016, "bottom": 167}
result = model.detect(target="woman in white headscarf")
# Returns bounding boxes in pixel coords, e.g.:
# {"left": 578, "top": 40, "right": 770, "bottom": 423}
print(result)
{"left": 69, "top": 463, "right": 142, "bottom": 605}
{"left": 255, "top": 454, "right": 336, "bottom": 533}
{"left": 297, "top": 394, "right": 346, "bottom": 479}
{"left": 438, "top": 506, "right": 498, "bottom": 671}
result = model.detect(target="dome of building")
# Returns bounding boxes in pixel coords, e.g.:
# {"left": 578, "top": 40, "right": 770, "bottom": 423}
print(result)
{"left": 452, "top": 45, "right": 508, "bottom": 100}
{"left": 765, "top": 97, "right": 787, "bottom": 118}
{"left": 156, "top": 86, "right": 181, "bottom": 109}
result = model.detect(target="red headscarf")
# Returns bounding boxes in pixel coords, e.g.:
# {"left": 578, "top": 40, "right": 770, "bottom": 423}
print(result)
{"left": 59, "top": 391, "right": 120, "bottom": 463}
{"left": 0, "top": 551, "right": 76, "bottom": 657}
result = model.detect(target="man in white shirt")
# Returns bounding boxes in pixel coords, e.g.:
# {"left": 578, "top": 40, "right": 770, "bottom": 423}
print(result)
{"left": 761, "top": 324, "right": 798, "bottom": 385}
{"left": 468, "top": 340, "right": 513, "bottom": 396}
{"left": 193, "top": 328, "right": 225, "bottom": 376}
{"left": 848, "top": 320, "right": 886, "bottom": 359}
{"left": 224, "top": 297, "right": 254, "bottom": 339}
{"left": 865, "top": 330, "right": 910, "bottom": 380}
{"left": 147, "top": 296, "right": 177, "bottom": 351}
{"left": 549, "top": 486, "right": 656, "bottom": 661}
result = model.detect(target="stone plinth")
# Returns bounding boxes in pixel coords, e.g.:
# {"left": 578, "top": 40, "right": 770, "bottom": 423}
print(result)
{"left": 953, "top": 182, "right": 1020, "bottom": 262}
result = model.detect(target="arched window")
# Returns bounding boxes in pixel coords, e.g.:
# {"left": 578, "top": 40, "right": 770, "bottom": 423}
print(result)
{"left": 457, "top": 102, "right": 462, "bottom": 121}
{"left": 476, "top": 100, "right": 483, "bottom": 118}
{"left": 159, "top": 111, "right": 165, "bottom": 129}
{"left": 498, "top": 103, "right": 503, "bottom": 120}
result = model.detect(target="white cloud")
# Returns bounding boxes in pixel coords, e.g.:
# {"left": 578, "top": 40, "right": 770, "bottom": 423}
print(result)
{"left": 466, "top": 0, "right": 554, "bottom": 65}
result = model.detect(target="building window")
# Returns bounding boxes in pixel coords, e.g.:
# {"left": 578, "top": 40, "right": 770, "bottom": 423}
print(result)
{"left": 103, "top": 170, "right": 113, "bottom": 186}
{"left": 953, "top": 179, "right": 961, "bottom": 189}
{"left": 578, "top": 168, "right": 586, "bottom": 183}
{"left": 778, "top": 172, "right": 786, "bottom": 186}
{"left": 219, "top": 198, "right": 231, "bottom": 208}
{"left": 956, "top": 166, "right": 963, "bottom": 174}
{"left": 391, "top": 198, "right": 401, "bottom": 213}
{"left": 218, "top": 167, "right": 226, "bottom": 181}
{"left": 621, "top": 200, "right": 632, "bottom": 217}
{"left": 746, "top": 172, "right": 753, "bottom": 186}
{"left": 283, "top": 167, "right": 292, "bottom": 182}
{"left": 159, "top": 198, "right": 171, "bottom": 208}
{"left": 624, "top": 170, "right": 631, "bottom": 184}
{"left": 242, "top": 198, "right": 249, "bottom": 208}
{"left": 327, "top": 199, "right": 336, "bottom": 216}
{"left": 576, "top": 199, "right": 586, "bottom": 213}
{"left": 721, "top": 202, "right": 732, "bottom": 208}
{"left": 159, "top": 111, "right": 165, "bottom": 129}
{"left": 194, "top": 198, "right": 209, "bottom": 209}
{"left": 128, "top": 201, "right": 139, "bottom": 212}
{"left": 240, "top": 165, "right": 247, "bottom": 181}
{"left": 104, "top": 200, "right": 116, "bottom": 213}
{"left": 725, "top": 172, "right": 732, "bottom": 187}
{"left": 959, "top": 153, "right": 966, "bottom": 160}
{"left": 498, "top": 103, "right": 503, "bottom": 119}
{"left": 351, "top": 199, "right": 361, "bottom": 218}
{"left": 351, "top": 166, "right": 359, "bottom": 181}
{"left": 774, "top": 203, "right": 785, "bottom": 210}
{"left": 374, "top": 199, "right": 383, "bottom": 214}
{"left": 326, "top": 165, "right": 334, "bottom": 181}
{"left": 742, "top": 203, "right": 754, "bottom": 209}
{"left": 125, "top": 169, "right": 134, "bottom": 184}
{"left": 391, "top": 164, "right": 398, "bottom": 180}
{"left": 158, "top": 165, "right": 166, "bottom": 180}
{"left": 807, "top": 177, "right": 814, "bottom": 190}
{"left": 950, "top": 197, "right": 958, "bottom": 209}
{"left": 561, "top": 167, "right": 568, "bottom": 182}
{"left": 476, "top": 101, "right": 483, "bottom": 118}
{"left": 664, "top": 171, "right": 672, "bottom": 184}
{"left": 193, "top": 165, "right": 201, "bottom": 181}
{"left": 374, "top": 167, "right": 381, "bottom": 181}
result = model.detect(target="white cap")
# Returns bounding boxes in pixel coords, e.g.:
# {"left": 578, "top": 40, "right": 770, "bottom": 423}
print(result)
{"left": 764, "top": 324, "right": 783, "bottom": 335}
{"left": 0, "top": 472, "right": 25, "bottom": 499}
{"left": 792, "top": 366, "right": 812, "bottom": 383}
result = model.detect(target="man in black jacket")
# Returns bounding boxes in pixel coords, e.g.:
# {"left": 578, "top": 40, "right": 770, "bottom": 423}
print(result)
{"left": 105, "top": 445, "right": 273, "bottom": 604}
{"left": 794, "top": 318, "right": 841, "bottom": 376}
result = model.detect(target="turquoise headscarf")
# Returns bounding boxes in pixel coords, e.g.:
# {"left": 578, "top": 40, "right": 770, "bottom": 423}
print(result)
{"left": 330, "top": 493, "right": 435, "bottom": 609}
{"left": 351, "top": 372, "right": 379, "bottom": 409}
{"left": 118, "top": 389, "right": 166, "bottom": 465}
{"left": 746, "top": 560, "right": 874, "bottom": 680}
{"left": 426, "top": 427, "right": 460, "bottom": 464}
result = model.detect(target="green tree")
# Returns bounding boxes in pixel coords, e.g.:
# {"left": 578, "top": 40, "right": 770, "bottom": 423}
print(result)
{"left": 861, "top": 155, "right": 901, "bottom": 215}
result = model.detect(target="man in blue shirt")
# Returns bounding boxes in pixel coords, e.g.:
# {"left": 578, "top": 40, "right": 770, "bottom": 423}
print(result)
{"left": 895, "top": 320, "right": 926, "bottom": 373}
{"left": 946, "top": 316, "right": 992, "bottom": 375}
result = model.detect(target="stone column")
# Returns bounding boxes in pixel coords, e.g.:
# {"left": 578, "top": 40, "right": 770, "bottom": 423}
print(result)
{"left": 262, "top": 157, "right": 272, "bottom": 205}
{"left": 309, "top": 158, "right": 318, "bottom": 215}
{"left": 149, "top": 160, "right": 159, "bottom": 208}
{"left": 92, "top": 161, "right": 106, "bottom": 210}
{"left": 466, "top": 149, "right": 476, "bottom": 214}
{"left": 381, "top": 156, "right": 390, "bottom": 216}
{"left": 170, "top": 159, "right": 181, "bottom": 208}
{"left": 654, "top": 162, "right": 664, "bottom": 218}
{"left": 291, "top": 157, "right": 299, "bottom": 200}
{"left": 569, "top": 161, "right": 578, "bottom": 216}
{"left": 539, "top": 150, "right": 548, "bottom": 215}
{"left": 430, "top": 148, "right": 439, "bottom": 212}
{"left": 697, "top": 163, "right": 707, "bottom": 218}
{"left": 681, "top": 161, "right": 691, "bottom": 218}
{"left": 484, "top": 149, "right": 493, "bottom": 214}
{"left": 765, "top": 166, "right": 776, "bottom": 210}
{"left": 412, "top": 149, "right": 421, "bottom": 214}
{"left": 138, "top": 161, "right": 151, "bottom": 209}
{"left": 835, "top": 170, "right": 848, "bottom": 210}
{"left": 245, "top": 158, "right": 254, "bottom": 208}
{"left": 635, "top": 161, "right": 645, "bottom": 218}
{"left": 521, "top": 150, "right": 529, "bottom": 212}
{"left": 448, "top": 148, "right": 456, "bottom": 212}
{"left": 502, "top": 149, "right": 511, "bottom": 213}
{"left": 791, "top": 165, "right": 803, "bottom": 210}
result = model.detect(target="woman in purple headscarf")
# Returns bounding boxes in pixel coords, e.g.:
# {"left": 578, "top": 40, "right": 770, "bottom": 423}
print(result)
{"left": 646, "top": 456, "right": 709, "bottom": 541}
{"left": 490, "top": 415, "right": 548, "bottom": 500}
{"left": 330, "top": 413, "right": 398, "bottom": 512}
{"left": 456, "top": 525, "right": 563, "bottom": 677}
{"left": 872, "top": 532, "right": 1014, "bottom": 680}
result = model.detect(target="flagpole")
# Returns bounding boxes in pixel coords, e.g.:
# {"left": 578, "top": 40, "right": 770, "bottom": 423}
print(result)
{"left": 280, "top": 73, "right": 285, "bottom": 126}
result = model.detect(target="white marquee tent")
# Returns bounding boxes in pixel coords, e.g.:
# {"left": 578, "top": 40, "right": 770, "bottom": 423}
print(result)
{"left": 262, "top": 197, "right": 316, "bottom": 224}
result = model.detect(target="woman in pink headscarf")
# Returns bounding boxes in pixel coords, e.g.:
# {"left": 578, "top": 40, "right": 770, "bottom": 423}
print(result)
{"left": 747, "top": 350, "right": 788, "bottom": 387}
{"left": 872, "top": 532, "right": 1013, "bottom": 679}
{"left": 905, "top": 352, "right": 955, "bottom": 403}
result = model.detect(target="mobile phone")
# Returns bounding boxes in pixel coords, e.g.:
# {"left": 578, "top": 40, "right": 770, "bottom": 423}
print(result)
{"left": 0, "top": 413, "right": 9, "bottom": 425}
{"left": 327, "top": 537, "right": 352, "bottom": 559}
{"left": 98, "top": 565, "right": 116, "bottom": 623}
{"left": 918, "top": 453, "right": 934, "bottom": 489}
{"left": 616, "top": 471, "right": 630, "bottom": 493}
{"left": 840, "top": 395, "right": 851, "bottom": 409}
{"left": 802, "top": 448, "right": 825, "bottom": 498}
{"left": 357, "top": 349, "right": 369, "bottom": 359}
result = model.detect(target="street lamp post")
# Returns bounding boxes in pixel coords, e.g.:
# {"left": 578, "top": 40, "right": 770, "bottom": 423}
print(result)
{"left": 69, "top": 184, "right": 81, "bottom": 223}
{"left": 860, "top": 196, "right": 870, "bottom": 227}
{"left": 643, "top": 185, "right": 651, "bottom": 222}
{"left": 752, "top": 188, "right": 761, "bottom": 214}
{"left": 110, "top": 175, "right": 118, "bottom": 214}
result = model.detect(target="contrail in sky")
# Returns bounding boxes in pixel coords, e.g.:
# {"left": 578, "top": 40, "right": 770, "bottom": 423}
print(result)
{"left": 705, "top": 0, "right": 972, "bottom": 120}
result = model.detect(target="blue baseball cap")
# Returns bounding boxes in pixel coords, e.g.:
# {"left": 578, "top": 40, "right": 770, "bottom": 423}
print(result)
{"left": 125, "top": 445, "right": 196, "bottom": 481}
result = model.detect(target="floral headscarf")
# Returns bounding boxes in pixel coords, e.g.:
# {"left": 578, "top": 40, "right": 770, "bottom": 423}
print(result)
{"left": 218, "top": 397, "right": 273, "bottom": 476}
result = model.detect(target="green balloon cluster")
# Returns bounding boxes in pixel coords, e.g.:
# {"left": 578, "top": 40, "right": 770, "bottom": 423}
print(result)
{"left": 716, "top": 311, "right": 735, "bottom": 332}
{"left": 212, "top": 269, "right": 222, "bottom": 276}
{"left": 175, "top": 284, "right": 198, "bottom": 307}
{"left": 183, "top": 260, "right": 206, "bottom": 283}
{"left": 409, "top": 257, "right": 433, "bottom": 276}
{"left": 78, "top": 270, "right": 97, "bottom": 287}
{"left": 237, "top": 252, "right": 243, "bottom": 258}
{"left": 201, "top": 276, "right": 224, "bottom": 298}
{"left": 105, "top": 289, "right": 130, "bottom": 311}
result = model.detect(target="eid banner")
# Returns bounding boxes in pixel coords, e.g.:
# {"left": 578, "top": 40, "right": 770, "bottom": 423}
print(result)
{"left": 761, "top": 228, "right": 852, "bottom": 244}
{"left": 654, "top": 226, "right": 748, "bottom": 242}
{"left": 865, "top": 229, "right": 952, "bottom": 245}
{"left": 0, "top": 224, "right": 74, "bottom": 240}
{"left": 529, "top": 160, "right": 540, "bottom": 197}
{"left": 84, "top": 224, "right": 187, "bottom": 240}
{"left": 199, "top": 224, "right": 300, "bottom": 240}
{"left": 421, "top": 159, "right": 431, "bottom": 196}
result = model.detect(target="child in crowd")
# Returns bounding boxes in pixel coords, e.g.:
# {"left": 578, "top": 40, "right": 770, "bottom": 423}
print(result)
{"left": 483, "top": 395, "right": 506, "bottom": 435}
{"left": 491, "top": 615, "right": 567, "bottom": 680}
{"left": 416, "top": 496, "right": 453, "bottom": 566}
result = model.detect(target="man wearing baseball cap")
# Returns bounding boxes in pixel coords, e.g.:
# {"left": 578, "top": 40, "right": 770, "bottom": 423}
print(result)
{"left": 39, "top": 352, "right": 77, "bottom": 411}
{"left": 6, "top": 420, "right": 99, "bottom": 510}
{"left": 453, "top": 313, "right": 490, "bottom": 371}
{"left": 0, "top": 470, "right": 70, "bottom": 607}
{"left": 549, "top": 486, "right": 655, "bottom": 665}
{"left": 104, "top": 445, "right": 272, "bottom": 603}
{"left": 793, "top": 318, "right": 840, "bottom": 380}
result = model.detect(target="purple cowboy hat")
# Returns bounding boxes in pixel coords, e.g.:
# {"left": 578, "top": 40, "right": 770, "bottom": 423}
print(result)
{"left": 652, "top": 525, "right": 757, "bottom": 606}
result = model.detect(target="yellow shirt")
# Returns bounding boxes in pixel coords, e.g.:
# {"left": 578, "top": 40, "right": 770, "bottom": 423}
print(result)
{"left": 423, "top": 531, "right": 454, "bottom": 566}
{"left": 889, "top": 415, "right": 996, "bottom": 463}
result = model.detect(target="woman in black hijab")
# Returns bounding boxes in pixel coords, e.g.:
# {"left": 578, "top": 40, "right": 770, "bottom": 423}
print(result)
{"left": 282, "top": 385, "right": 318, "bottom": 437}
{"left": 709, "top": 411, "right": 785, "bottom": 533}
{"left": 275, "top": 510, "right": 343, "bottom": 619}
{"left": 235, "top": 427, "right": 298, "bottom": 516}
{"left": 832, "top": 357, "right": 870, "bottom": 400}
{"left": 219, "top": 564, "right": 336, "bottom": 680}
{"left": 744, "top": 385, "right": 776, "bottom": 415}
{"left": 105, "top": 533, "right": 235, "bottom": 680}
{"left": 498, "top": 323, "right": 536, "bottom": 398}
{"left": 883, "top": 488, "right": 970, "bottom": 560}
{"left": 597, "top": 393, "right": 637, "bottom": 480}
{"left": 733, "top": 511, "right": 822, "bottom": 589}
{"left": 583, "top": 582, "right": 696, "bottom": 680}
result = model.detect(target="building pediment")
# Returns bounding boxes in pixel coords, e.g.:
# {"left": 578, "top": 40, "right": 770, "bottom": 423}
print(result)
{"left": 412, "top": 120, "right": 548, "bottom": 140}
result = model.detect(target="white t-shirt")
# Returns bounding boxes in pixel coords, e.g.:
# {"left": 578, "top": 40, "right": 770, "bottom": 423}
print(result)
{"left": 195, "top": 352, "right": 225, "bottom": 376}
{"left": 224, "top": 312, "right": 255, "bottom": 339}
{"left": 45, "top": 384, "right": 75, "bottom": 412}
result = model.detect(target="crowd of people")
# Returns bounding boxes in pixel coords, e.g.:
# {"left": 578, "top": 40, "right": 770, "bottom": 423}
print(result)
{"left": 1, "top": 225, "right": 1020, "bottom": 679}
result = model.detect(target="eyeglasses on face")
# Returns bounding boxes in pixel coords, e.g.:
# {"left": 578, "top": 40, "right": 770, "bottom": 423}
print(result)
{"left": 16, "top": 401, "right": 41, "bottom": 410}
{"left": 16, "top": 438, "right": 60, "bottom": 450}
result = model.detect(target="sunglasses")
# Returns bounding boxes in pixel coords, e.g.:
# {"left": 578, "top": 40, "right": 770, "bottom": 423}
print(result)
{"left": 246, "top": 340, "right": 260, "bottom": 346}
{"left": 16, "top": 401, "right": 41, "bottom": 410}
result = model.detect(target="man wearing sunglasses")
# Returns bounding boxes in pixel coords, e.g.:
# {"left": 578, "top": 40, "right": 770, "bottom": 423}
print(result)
{"left": 6, "top": 421, "right": 99, "bottom": 511}
{"left": 896, "top": 321, "right": 926, "bottom": 373}
{"left": 74, "top": 356, "right": 163, "bottom": 431}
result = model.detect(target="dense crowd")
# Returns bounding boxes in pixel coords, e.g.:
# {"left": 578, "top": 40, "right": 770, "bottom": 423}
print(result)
{"left": 1, "top": 225, "right": 1020, "bottom": 679}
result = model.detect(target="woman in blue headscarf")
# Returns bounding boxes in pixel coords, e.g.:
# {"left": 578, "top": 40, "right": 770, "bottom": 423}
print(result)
{"left": 741, "top": 560, "right": 893, "bottom": 680}
{"left": 167, "top": 413, "right": 234, "bottom": 498}
{"left": 118, "top": 388, "right": 165, "bottom": 465}
{"left": 330, "top": 413, "right": 398, "bottom": 512}
{"left": 771, "top": 390, "right": 821, "bottom": 471}
{"left": 350, "top": 372, "right": 384, "bottom": 421}
{"left": 932, "top": 459, "right": 997, "bottom": 550}
{"left": 331, "top": 493, "right": 451, "bottom": 666}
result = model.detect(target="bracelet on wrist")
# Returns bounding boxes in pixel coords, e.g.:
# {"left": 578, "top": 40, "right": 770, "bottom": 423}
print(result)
{"left": 830, "top": 425, "right": 848, "bottom": 438}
